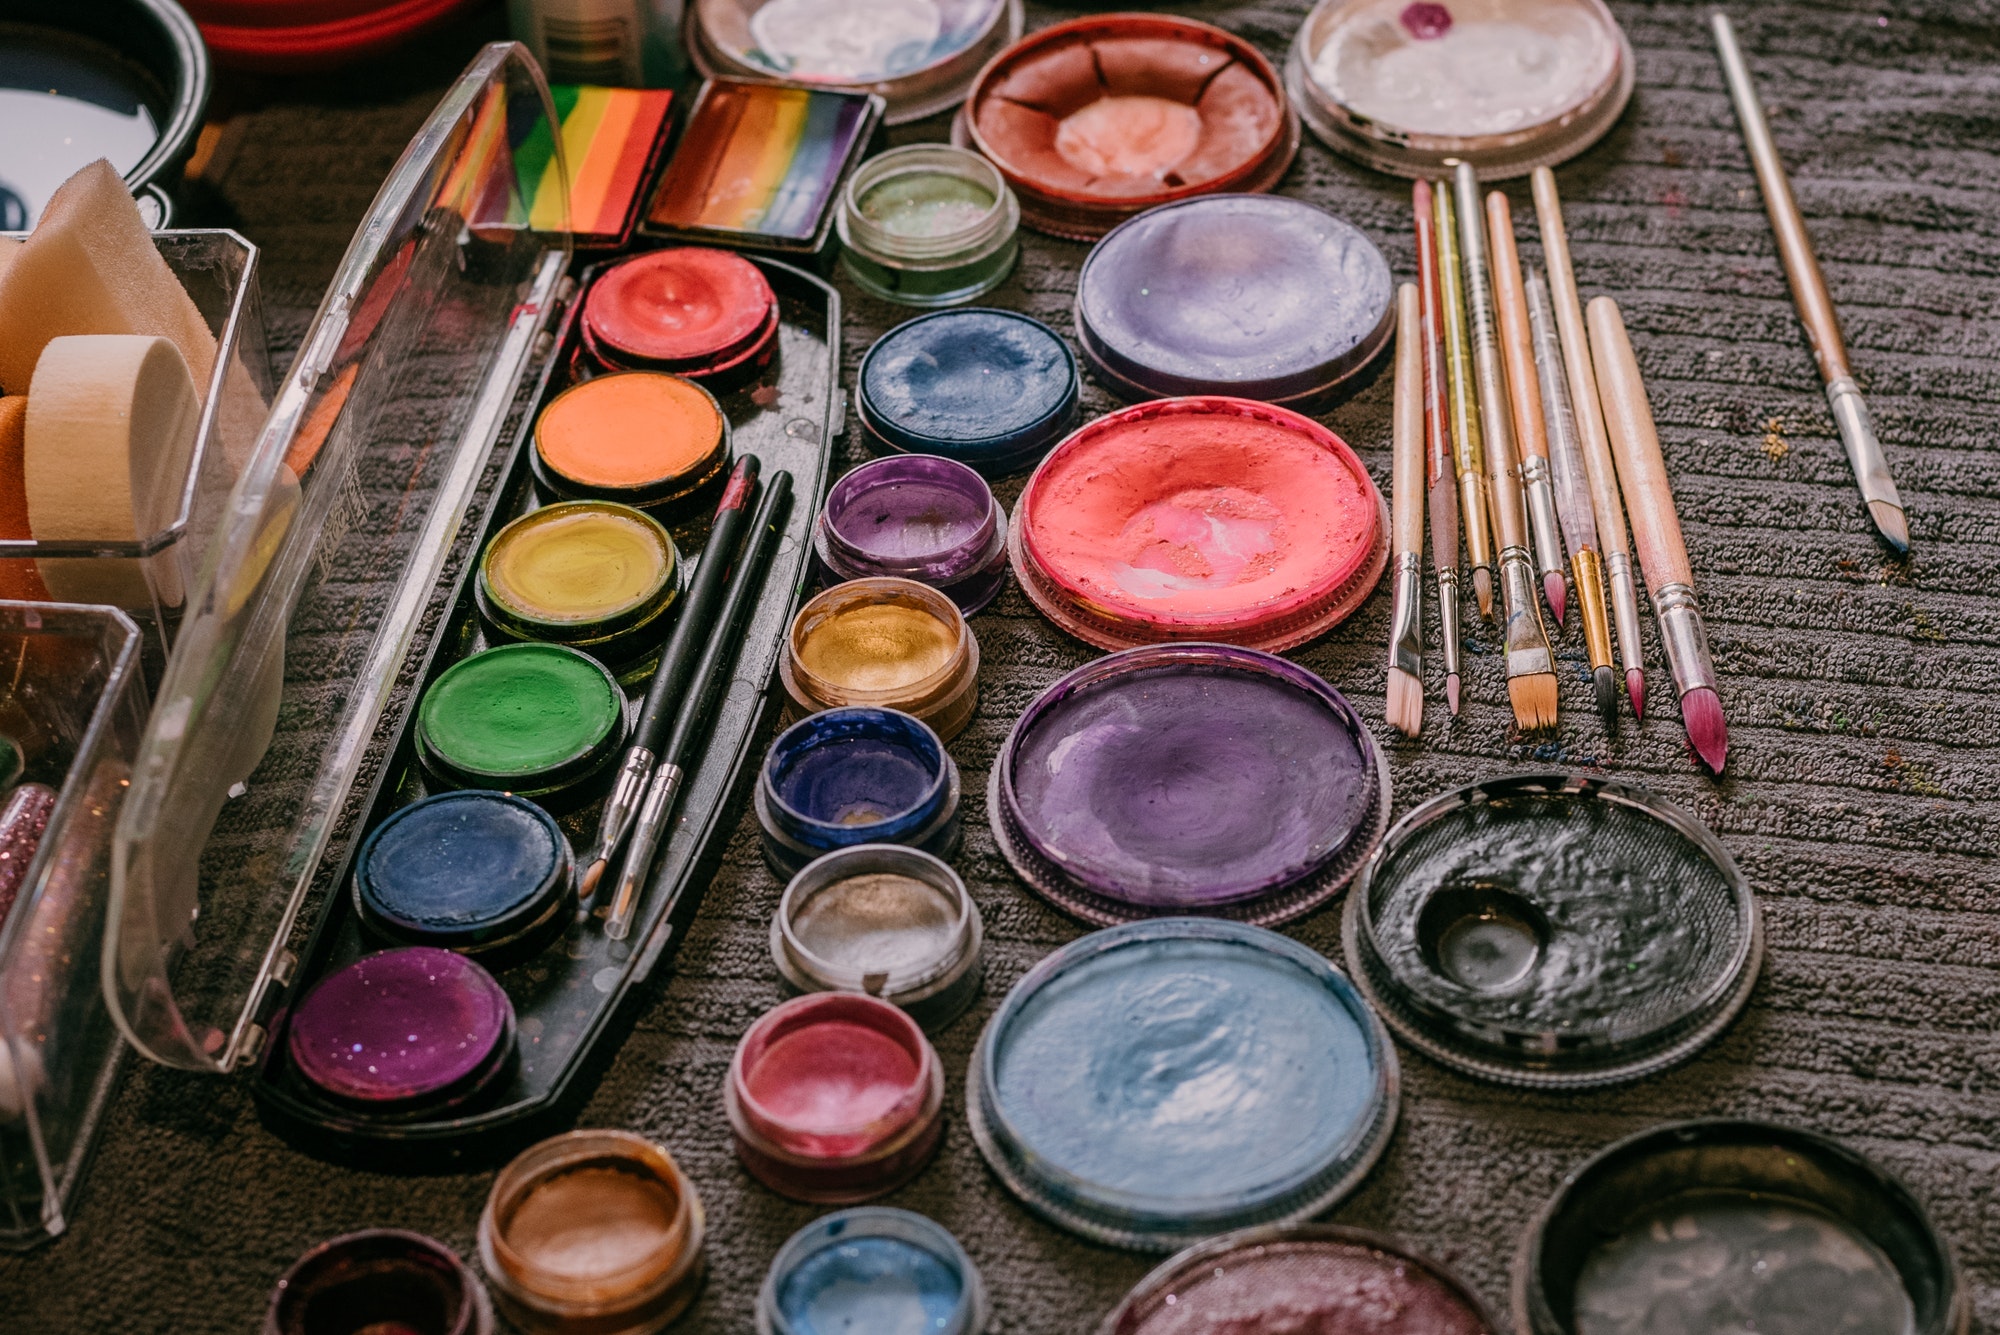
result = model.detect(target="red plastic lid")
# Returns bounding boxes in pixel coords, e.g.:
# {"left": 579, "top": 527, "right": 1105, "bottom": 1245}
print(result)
{"left": 583, "top": 248, "right": 777, "bottom": 369}
{"left": 190, "top": 0, "right": 482, "bottom": 72}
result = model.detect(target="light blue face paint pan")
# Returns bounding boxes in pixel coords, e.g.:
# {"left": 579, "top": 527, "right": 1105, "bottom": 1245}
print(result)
{"left": 967, "top": 917, "right": 1399, "bottom": 1251}
{"left": 756, "top": 1208, "right": 989, "bottom": 1335}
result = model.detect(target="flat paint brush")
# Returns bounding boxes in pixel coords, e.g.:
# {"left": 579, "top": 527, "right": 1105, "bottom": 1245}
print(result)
{"left": 1528, "top": 265, "right": 1619, "bottom": 729}
{"left": 1587, "top": 297, "right": 1729, "bottom": 774}
{"left": 1386, "top": 281, "right": 1425, "bottom": 737}
{"left": 1414, "top": 180, "right": 1463, "bottom": 715}
{"left": 1431, "top": 179, "right": 1495, "bottom": 622}
{"left": 1711, "top": 11, "right": 1908, "bottom": 552}
{"left": 1531, "top": 165, "right": 1648, "bottom": 719}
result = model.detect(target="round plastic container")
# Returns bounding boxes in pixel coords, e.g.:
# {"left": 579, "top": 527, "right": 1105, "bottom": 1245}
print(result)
{"left": 414, "top": 643, "right": 628, "bottom": 805}
{"left": 755, "top": 707, "right": 963, "bottom": 879}
{"left": 187, "top": 0, "right": 483, "bottom": 73}
{"left": 531, "top": 372, "right": 734, "bottom": 517}
{"left": 757, "top": 1209, "right": 989, "bottom": 1335}
{"left": 263, "top": 1229, "right": 493, "bottom": 1335}
{"left": 838, "top": 145, "right": 1021, "bottom": 307}
{"left": 1010, "top": 396, "right": 1388, "bottom": 651}
{"left": 781, "top": 578, "right": 979, "bottom": 741}
{"left": 814, "top": 455, "right": 1008, "bottom": 613}
{"left": 580, "top": 247, "right": 779, "bottom": 391}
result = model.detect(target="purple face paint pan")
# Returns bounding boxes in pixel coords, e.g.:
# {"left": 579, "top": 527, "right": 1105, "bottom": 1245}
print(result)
{"left": 989, "top": 644, "right": 1389, "bottom": 927}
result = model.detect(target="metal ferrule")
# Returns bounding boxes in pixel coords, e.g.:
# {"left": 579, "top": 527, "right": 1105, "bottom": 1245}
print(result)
{"left": 1606, "top": 551, "right": 1646, "bottom": 675}
{"left": 589, "top": 746, "right": 656, "bottom": 878}
{"left": 1498, "top": 548, "right": 1554, "bottom": 678}
{"left": 605, "top": 761, "right": 685, "bottom": 940}
{"left": 1653, "top": 583, "right": 1720, "bottom": 698}
{"left": 1457, "top": 472, "right": 1493, "bottom": 585}
{"left": 1388, "top": 551, "right": 1424, "bottom": 678}
{"left": 1435, "top": 566, "right": 1462, "bottom": 679}
{"left": 1572, "top": 547, "right": 1614, "bottom": 671}
{"left": 1521, "top": 457, "right": 1566, "bottom": 583}
{"left": 1826, "top": 377, "right": 1904, "bottom": 510}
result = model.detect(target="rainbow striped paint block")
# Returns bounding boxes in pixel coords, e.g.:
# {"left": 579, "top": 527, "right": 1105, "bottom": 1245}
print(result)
{"left": 514, "top": 84, "right": 676, "bottom": 247}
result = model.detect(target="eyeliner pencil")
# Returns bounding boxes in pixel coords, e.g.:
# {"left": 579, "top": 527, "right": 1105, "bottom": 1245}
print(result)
{"left": 1484, "top": 197, "right": 1568, "bottom": 626}
{"left": 1414, "top": 180, "right": 1463, "bottom": 715}
{"left": 1531, "top": 166, "right": 1648, "bottom": 719}
{"left": 1711, "top": 11, "right": 1908, "bottom": 552}
{"left": 1587, "top": 297, "right": 1729, "bottom": 774}
{"left": 581, "top": 454, "right": 762, "bottom": 900}
{"left": 1457, "top": 169, "right": 1556, "bottom": 731}
{"left": 1528, "top": 266, "right": 1620, "bottom": 729}
{"left": 1432, "top": 179, "right": 1495, "bottom": 622}
{"left": 606, "top": 470, "right": 795, "bottom": 939}
{"left": 1385, "top": 281, "right": 1425, "bottom": 738}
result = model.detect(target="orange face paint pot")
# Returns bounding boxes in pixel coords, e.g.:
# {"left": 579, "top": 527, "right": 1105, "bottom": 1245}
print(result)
{"left": 955, "top": 14, "right": 1300, "bottom": 240}
{"left": 531, "top": 371, "right": 733, "bottom": 514}
{"left": 580, "top": 247, "right": 781, "bottom": 392}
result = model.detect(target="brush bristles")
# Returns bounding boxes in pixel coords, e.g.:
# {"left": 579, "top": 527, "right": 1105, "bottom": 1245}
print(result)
{"left": 1508, "top": 672, "right": 1559, "bottom": 731}
{"left": 1627, "top": 668, "right": 1646, "bottom": 721}
{"left": 1472, "top": 567, "right": 1494, "bottom": 620}
{"left": 1544, "top": 571, "right": 1567, "bottom": 626}
{"left": 1386, "top": 667, "right": 1424, "bottom": 737}
{"left": 1680, "top": 686, "right": 1730, "bottom": 774}
{"left": 578, "top": 857, "right": 608, "bottom": 900}
{"left": 1593, "top": 665, "right": 1619, "bottom": 730}
{"left": 1446, "top": 673, "right": 1461, "bottom": 716}
{"left": 1868, "top": 499, "right": 1910, "bottom": 553}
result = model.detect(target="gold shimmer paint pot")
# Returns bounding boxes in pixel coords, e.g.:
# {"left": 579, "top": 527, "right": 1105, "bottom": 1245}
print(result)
{"left": 531, "top": 372, "right": 733, "bottom": 515}
{"left": 780, "top": 577, "right": 979, "bottom": 741}
{"left": 477, "top": 501, "right": 683, "bottom": 676}
{"left": 479, "top": 1130, "right": 706, "bottom": 1335}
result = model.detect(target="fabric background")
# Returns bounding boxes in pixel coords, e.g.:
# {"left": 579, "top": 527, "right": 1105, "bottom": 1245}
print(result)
{"left": 3, "top": 0, "right": 1998, "bottom": 1329}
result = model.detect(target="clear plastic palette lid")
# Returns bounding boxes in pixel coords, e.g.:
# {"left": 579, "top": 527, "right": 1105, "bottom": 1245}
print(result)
{"left": 104, "top": 44, "right": 575, "bottom": 1073}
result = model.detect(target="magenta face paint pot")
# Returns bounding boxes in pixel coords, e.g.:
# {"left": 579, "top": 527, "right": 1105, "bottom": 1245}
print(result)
{"left": 814, "top": 455, "right": 1009, "bottom": 614}
{"left": 990, "top": 643, "right": 1388, "bottom": 926}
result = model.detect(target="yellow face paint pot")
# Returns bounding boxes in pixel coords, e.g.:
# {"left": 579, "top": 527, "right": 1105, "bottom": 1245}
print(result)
{"left": 780, "top": 577, "right": 979, "bottom": 742}
{"left": 476, "top": 501, "right": 682, "bottom": 677}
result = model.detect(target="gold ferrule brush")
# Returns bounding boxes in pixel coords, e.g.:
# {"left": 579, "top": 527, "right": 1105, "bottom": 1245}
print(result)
{"left": 1571, "top": 547, "right": 1617, "bottom": 726}
{"left": 1432, "top": 177, "right": 1493, "bottom": 620}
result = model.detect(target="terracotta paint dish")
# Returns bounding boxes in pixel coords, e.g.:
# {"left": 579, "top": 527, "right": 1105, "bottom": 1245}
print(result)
{"left": 992, "top": 644, "right": 1388, "bottom": 926}
{"left": 1075, "top": 195, "right": 1394, "bottom": 410}
{"left": 1010, "top": 396, "right": 1387, "bottom": 651}
{"left": 958, "top": 14, "right": 1300, "bottom": 238}
{"left": 580, "top": 248, "right": 780, "bottom": 390}
{"left": 532, "top": 372, "right": 732, "bottom": 513}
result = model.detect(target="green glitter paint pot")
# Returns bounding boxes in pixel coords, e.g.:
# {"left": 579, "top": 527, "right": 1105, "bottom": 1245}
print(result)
{"left": 415, "top": 643, "right": 628, "bottom": 803}
{"left": 838, "top": 146, "right": 1020, "bottom": 308}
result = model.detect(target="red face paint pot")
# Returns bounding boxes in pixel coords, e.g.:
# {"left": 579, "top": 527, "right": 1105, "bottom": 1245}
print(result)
{"left": 725, "top": 991, "right": 946, "bottom": 1203}
{"left": 580, "top": 248, "right": 780, "bottom": 392}
{"left": 955, "top": 14, "right": 1300, "bottom": 239}
{"left": 1009, "top": 397, "right": 1389, "bottom": 651}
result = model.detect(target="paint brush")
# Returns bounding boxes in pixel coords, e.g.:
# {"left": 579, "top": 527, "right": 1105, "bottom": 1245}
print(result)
{"left": 1430, "top": 179, "right": 1494, "bottom": 623}
{"left": 1586, "top": 297, "right": 1728, "bottom": 774}
{"left": 1531, "top": 166, "right": 1647, "bottom": 719}
{"left": 1455, "top": 167, "right": 1556, "bottom": 730}
{"left": 1710, "top": 11, "right": 1907, "bottom": 552}
{"left": 1528, "top": 266, "right": 1619, "bottom": 729}
{"left": 1386, "top": 281, "right": 1425, "bottom": 737}
{"left": 606, "top": 470, "right": 795, "bottom": 939}
{"left": 581, "top": 454, "right": 761, "bottom": 902}
{"left": 1414, "top": 180, "right": 1463, "bottom": 715}
{"left": 1482, "top": 195, "right": 1567, "bottom": 627}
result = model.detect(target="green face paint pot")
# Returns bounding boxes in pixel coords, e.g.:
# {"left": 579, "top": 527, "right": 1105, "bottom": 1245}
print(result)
{"left": 415, "top": 643, "right": 627, "bottom": 803}
{"left": 837, "top": 146, "right": 1021, "bottom": 308}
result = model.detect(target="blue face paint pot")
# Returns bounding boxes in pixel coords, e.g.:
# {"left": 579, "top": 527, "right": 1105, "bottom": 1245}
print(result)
{"left": 755, "top": 707, "right": 962, "bottom": 879}
{"left": 969, "top": 917, "right": 1398, "bottom": 1251}
{"left": 354, "top": 791, "right": 576, "bottom": 965}
{"left": 756, "top": 1208, "right": 989, "bottom": 1335}
{"left": 856, "top": 308, "right": 1080, "bottom": 477}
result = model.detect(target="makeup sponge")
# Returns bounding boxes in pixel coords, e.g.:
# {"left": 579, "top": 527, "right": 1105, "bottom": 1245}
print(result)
{"left": 25, "top": 335, "right": 201, "bottom": 607}
{"left": 0, "top": 397, "right": 49, "bottom": 602}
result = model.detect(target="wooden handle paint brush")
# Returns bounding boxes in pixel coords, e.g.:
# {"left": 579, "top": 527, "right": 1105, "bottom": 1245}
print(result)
{"left": 1414, "top": 180, "right": 1463, "bottom": 715}
{"left": 1587, "top": 297, "right": 1728, "bottom": 775}
{"left": 1485, "top": 190, "right": 1568, "bottom": 629}
{"left": 1531, "top": 165, "right": 1647, "bottom": 719}
{"left": 1528, "top": 265, "right": 1619, "bottom": 729}
{"left": 1431, "top": 178, "right": 1494, "bottom": 623}
{"left": 1386, "top": 282, "right": 1425, "bottom": 738}
{"left": 1455, "top": 164, "right": 1555, "bottom": 730}
{"left": 1711, "top": 11, "right": 1907, "bottom": 552}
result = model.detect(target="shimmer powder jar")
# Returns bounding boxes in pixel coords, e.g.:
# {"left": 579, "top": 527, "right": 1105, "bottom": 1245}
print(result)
{"left": 1099, "top": 1224, "right": 1499, "bottom": 1335}
{"left": 838, "top": 144, "right": 1021, "bottom": 307}
{"left": 857, "top": 308, "right": 1080, "bottom": 477}
{"left": 532, "top": 372, "right": 733, "bottom": 515}
{"left": 758, "top": 1208, "right": 990, "bottom": 1335}
{"left": 781, "top": 577, "right": 979, "bottom": 741}
{"left": 1010, "top": 396, "right": 1389, "bottom": 651}
{"left": 814, "top": 454, "right": 1008, "bottom": 613}
{"left": 727, "top": 991, "right": 947, "bottom": 1203}
{"left": 970, "top": 918, "right": 1398, "bottom": 1250}
{"left": 415, "top": 643, "right": 627, "bottom": 803}
{"left": 264, "top": 1230, "right": 494, "bottom": 1335}
{"left": 772, "top": 844, "right": 984, "bottom": 1030}
{"left": 580, "top": 248, "right": 779, "bottom": 389}
{"left": 756, "top": 707, "right": 963, "bottom": 879}
{"left": 1286, "top": 0, "right": 1634, "bottom": 179}
{"left": 479, "top": 1130, "right": 707, "bottom": 1335}
{"left": 477, "top": 501, "right": 683, "bottom": 676}
{"left": 957, "top": 14, "right": 1300, "bottom": 238}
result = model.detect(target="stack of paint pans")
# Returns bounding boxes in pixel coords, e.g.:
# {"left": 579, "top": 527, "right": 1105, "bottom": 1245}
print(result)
{"left": 1284, "top": 0, "right": 1635, "bottom": 179}
{"left": 956, "top": 14, "right": 1300, "bottom": 239}
{"left": 1075, "top": 196, "right": 1394, "bottom": 412}
{"left": 1344, "top": 774, "right": 1762, "bottom": 1089}
{"left": 968, "top": 919, "right": 1398, "bottom": 1250}
{"left": 990, "top": 645, "right": 1388, "bottom": 927}
{"left": 580, "top": 248, "right": 780, "bottom": 391}
{"left": 686, "top": 0, "right": 1023, "bottom": 125}
{"left": 1009, "top": 397, "right": 1388, "bottom": 652}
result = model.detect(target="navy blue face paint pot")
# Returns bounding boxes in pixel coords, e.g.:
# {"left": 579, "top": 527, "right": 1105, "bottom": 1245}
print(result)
{"left": 756, "top": 1208, "right": 990, "bottom": 1335}
{"left": 856, "top": 308, "right": 1079, "bottom": 478}
{"left": 755, "top": 708, "right": 961, "bottom": 879}
{"left": 354, "top": 791, "right": 576, "bottom": 965}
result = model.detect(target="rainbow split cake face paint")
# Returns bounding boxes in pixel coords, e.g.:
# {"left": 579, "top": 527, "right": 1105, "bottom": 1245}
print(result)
{"left": 415, "top": 642, "right": 627, "bottom": 801}
{"left": 970, "top": 918, "right": 1397, "bottom": 1250}
{"left": 513, "top": 85, "right": 675, "bottom": 248}
{"left": 1011, "top": 396, "right": 1388, "bottom": 651}
{"left": 757, "top": 1209, "right": 989, "bottom": 1335}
